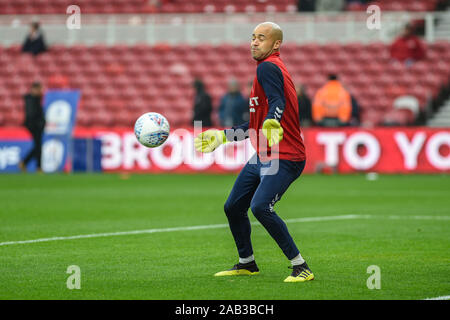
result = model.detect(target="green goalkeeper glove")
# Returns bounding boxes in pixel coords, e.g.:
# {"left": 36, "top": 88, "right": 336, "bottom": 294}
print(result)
{"left": 262, "top": 119, "right": 284, "bottom": 147}
{"left": 194, "top": 129, "right": 227, "bottom": 153}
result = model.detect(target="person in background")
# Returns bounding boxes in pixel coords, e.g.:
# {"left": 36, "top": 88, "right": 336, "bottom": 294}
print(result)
{"left": 192, "top": 78, "right": 213, "bottom": 127}
{"left": 21, "top": 22, "right": 47, "bottom": 56}
{"left": 297, "top": 0, "right": 316, "bottom": 11}
{"left": 350, "top": 94, "right": 360, "bottom": 126}
{"left": 218, "top": 79, "right": 248, "bottom": 127}
{"left": 19, "top": 82, "right": 46, "bottom": 172}
{"left": 312, "top": 74, "right": 351, "bottom": 126}
{"left": 390, "top": 23, "right": 426, "bottom": 65}
{"left": 296, "top": 84, "right": 312, "bottom": 127}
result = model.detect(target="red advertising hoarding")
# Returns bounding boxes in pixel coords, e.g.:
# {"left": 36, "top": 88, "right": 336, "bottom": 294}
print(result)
{"left": 1, "top": 127, "right": 449, "bottom": 174}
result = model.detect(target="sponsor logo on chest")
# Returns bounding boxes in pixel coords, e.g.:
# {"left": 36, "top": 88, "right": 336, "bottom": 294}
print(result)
{"left": 249, "top": 96, "right": 259, "bottom": 113}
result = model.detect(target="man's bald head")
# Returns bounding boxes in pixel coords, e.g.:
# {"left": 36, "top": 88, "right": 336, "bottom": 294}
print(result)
{"left": 251, "top": 22, "right": 283, "bottom": 61}
{"left": 255, "top": 22, "right": 283, "bottom": 42}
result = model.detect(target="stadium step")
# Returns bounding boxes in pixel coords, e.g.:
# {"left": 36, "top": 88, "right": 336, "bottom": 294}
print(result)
{"left": 434, "top": 7, "right": 450, "bottom": 40}
{"left": 427, "top": 99, "right": 450, "bottom": 127}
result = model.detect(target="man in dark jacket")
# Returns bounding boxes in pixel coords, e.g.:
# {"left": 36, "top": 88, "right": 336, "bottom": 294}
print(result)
{"left": 22, "top": 22, "right": 47, "bottom": 56}
{"left": 218, "top": 79, "right": 248, "bottom": 127}
{"left": 192, "top": 79, "right": 213, "bottom": 127}
{"left": 19, "top": 82, "right": 46, "bottom": 172}
{"left": 350, "top": 94, "right": 360, "bottom": 126}
{"left": 296, "top": 84, "right": 312, "bottom": 127}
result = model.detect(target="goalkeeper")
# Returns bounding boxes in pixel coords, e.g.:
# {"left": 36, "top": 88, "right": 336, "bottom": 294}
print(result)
{"left": 195, "top": 22, "right": 313, "bottom": 283}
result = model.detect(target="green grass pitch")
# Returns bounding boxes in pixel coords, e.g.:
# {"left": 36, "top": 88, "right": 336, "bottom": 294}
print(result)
{"left": 0, "top": 173, "right": 449, "bottom": 300}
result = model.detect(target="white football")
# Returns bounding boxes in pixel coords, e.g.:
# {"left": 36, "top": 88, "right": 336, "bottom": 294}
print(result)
{"left": 134, "top": 112, "right": 170, "bottom": 148}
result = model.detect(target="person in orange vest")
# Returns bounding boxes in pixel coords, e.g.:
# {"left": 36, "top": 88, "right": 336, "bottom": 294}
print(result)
{"left": 312, "top": 74, "right": 352, "bottom": 126}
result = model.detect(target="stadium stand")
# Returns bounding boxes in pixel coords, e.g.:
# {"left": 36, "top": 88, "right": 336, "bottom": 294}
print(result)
{"left": 347, "top": 0, "right": 441, "bottom": 12}
{"left": 0, "top": 0, "right": 296, "bottom": 14}
{"left": 0, "top": 41, "right": 448, "bottom": 128}
{"left": 0, "top": 0, "right": 442, "bottom": 14}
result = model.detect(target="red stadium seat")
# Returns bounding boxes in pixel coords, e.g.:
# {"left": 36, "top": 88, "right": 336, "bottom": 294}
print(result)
{"left": 1, "top": 39, "right": 449, "bottom": 128}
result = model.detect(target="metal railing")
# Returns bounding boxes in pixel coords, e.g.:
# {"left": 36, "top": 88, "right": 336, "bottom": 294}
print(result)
{"left": 0, "top": 11, "right": 449, "bottom": 46}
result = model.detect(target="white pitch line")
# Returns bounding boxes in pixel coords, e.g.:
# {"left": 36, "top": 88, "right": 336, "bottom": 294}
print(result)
{"left": 0, "top": 214, "right": 448, "bottom": 247}
{"left": 284, "top": 214, "right": 371, "bottom": 224}
{"left": 386, "top": 215, "right": 450, "bottom": 220}
{"left": 0, "top": 214, "right": 363, "bottom": 247}
{"left": 424, "top": 295, "right": 450, "bottom": 300}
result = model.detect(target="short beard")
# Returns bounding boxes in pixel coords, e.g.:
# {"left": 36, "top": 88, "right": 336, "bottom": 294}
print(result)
{"left": 253, "top": 48, "right": 277, "bottom": 61}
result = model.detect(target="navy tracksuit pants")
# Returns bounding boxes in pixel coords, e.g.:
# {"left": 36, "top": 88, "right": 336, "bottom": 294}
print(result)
{"left": 224, "top": 154, "right": 306, "bottom": 260}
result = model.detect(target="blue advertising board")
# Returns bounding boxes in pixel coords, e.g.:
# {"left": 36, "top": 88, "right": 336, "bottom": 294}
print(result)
{"left": 0, "top": 90, "right": 80, "bottom": 173}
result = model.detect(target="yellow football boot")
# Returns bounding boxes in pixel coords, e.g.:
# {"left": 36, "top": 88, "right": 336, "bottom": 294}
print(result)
{"left": 284, "top": 262, "right": 315, "bottom": 283}
{"left": 214, "top": 261, "right": 260, "bottom": 277}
